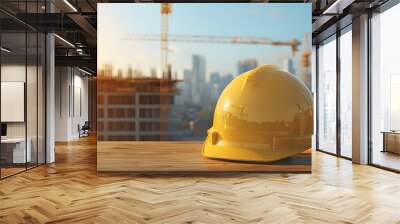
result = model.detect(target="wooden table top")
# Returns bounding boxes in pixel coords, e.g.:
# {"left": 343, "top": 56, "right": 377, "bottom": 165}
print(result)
{"left": 97, "top": 141, "right": 311, "bottom": 174}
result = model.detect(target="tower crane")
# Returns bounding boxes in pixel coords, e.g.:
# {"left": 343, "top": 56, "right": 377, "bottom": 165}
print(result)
{"left": 128, "top": 3, "right": 301, "bottom": 79}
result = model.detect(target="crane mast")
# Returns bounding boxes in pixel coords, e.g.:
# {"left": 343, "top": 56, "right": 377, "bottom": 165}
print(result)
{"left": 161, "top": 3, "right": 171, "bottom": 79}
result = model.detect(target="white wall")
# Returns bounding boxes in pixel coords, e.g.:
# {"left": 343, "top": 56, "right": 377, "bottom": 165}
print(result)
{"left": 71, "top": 73, "right": 89, "bottom": 138}
{"left": 1, "top": 65, "right": 32, "bottom": 138}
{"left": 55, "top": 67, "right": 70, "bottom": 141}
{"left": 1, "top": 65, "right": 26, "bottom": 81}
{"left": 55, "top": 67, "right": 89, "bottom": 141}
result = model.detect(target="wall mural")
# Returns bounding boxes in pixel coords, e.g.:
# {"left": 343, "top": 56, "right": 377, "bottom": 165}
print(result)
{"left": 97, "top": 3, "right": 312, "bottom": 173}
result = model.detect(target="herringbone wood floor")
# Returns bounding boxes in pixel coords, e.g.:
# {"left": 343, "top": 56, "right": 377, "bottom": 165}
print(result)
{"left": 1, "top": 137, "right": 400, "bottom": 224}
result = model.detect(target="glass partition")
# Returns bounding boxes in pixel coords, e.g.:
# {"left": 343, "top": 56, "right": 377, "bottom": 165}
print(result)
{"left": 37, "top": 32, "right": 45, "bottom": 165}
{"left": 1, "top": 31, "right": 28, "bottom": 177}
{"left": 27, "top": 31, "right": 38, "bottom": 169}
{"left": 0, "top": 2, "right": 46, "bottom": 179}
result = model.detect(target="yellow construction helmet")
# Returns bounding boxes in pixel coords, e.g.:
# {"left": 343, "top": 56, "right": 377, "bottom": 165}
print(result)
{"left": 202, "top": 64, "right": 313, "bottom": 162}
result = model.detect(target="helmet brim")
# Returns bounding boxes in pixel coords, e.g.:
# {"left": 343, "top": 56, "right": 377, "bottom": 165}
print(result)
{"left": 202, "top": 135, "right": 307, "bottom": 163}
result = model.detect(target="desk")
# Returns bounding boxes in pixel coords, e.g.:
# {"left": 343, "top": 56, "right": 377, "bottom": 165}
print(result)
{"left": 1, "top": 138, "right": 31, "bottom": 163}
{"left": 382, "top": 131, "right": 400, "bottom": 154}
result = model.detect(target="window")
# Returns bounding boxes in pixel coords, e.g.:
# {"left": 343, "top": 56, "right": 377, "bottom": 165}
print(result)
{"left": 339, "top": 28, "right": 352, "bottom": 158}
{"left": 317, "top": 36, "right": 337, "bottom": 154}
{"left": 371, "top": 4, "right": 400, "bottom": 171}
{"left": 311, "top": 46, "right": 317, "bottom": 150}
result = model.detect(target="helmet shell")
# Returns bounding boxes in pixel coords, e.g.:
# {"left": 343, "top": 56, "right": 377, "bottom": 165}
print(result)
{"left": 202, "top": 64, "right": 313, "bottom": 162}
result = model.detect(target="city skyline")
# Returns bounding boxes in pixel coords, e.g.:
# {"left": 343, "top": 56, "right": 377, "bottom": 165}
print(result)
{"left": 98, "top": 56, "right": 261, "bottom": 82}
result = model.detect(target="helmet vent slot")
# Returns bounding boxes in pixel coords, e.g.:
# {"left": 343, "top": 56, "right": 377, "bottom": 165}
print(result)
{"left": 211, "top": 132, "right": 220, "bottom": 145}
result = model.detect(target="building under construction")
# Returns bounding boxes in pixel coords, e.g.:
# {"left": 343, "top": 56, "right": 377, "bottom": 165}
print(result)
{"left": 97, "top": 70, "right": 181, "bottom": 141}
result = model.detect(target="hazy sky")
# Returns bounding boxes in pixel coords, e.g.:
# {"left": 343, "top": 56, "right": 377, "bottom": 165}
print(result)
{"left": 98, "top": 3, "right": 311, "bottom": 79}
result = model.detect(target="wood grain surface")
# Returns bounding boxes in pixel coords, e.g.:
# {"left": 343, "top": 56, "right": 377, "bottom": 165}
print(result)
{"left": 97, "top": 141, "right": 311, "bottom": 173}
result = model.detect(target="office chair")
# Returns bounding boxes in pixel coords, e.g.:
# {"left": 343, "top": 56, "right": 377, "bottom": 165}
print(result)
{"left": 79, "top": 121, "right": 90, "bottom": 138}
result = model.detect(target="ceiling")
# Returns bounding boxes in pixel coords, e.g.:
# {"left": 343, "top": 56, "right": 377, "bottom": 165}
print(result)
{"left": 0, "top": 0, "right": 389, "bottom": 74}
